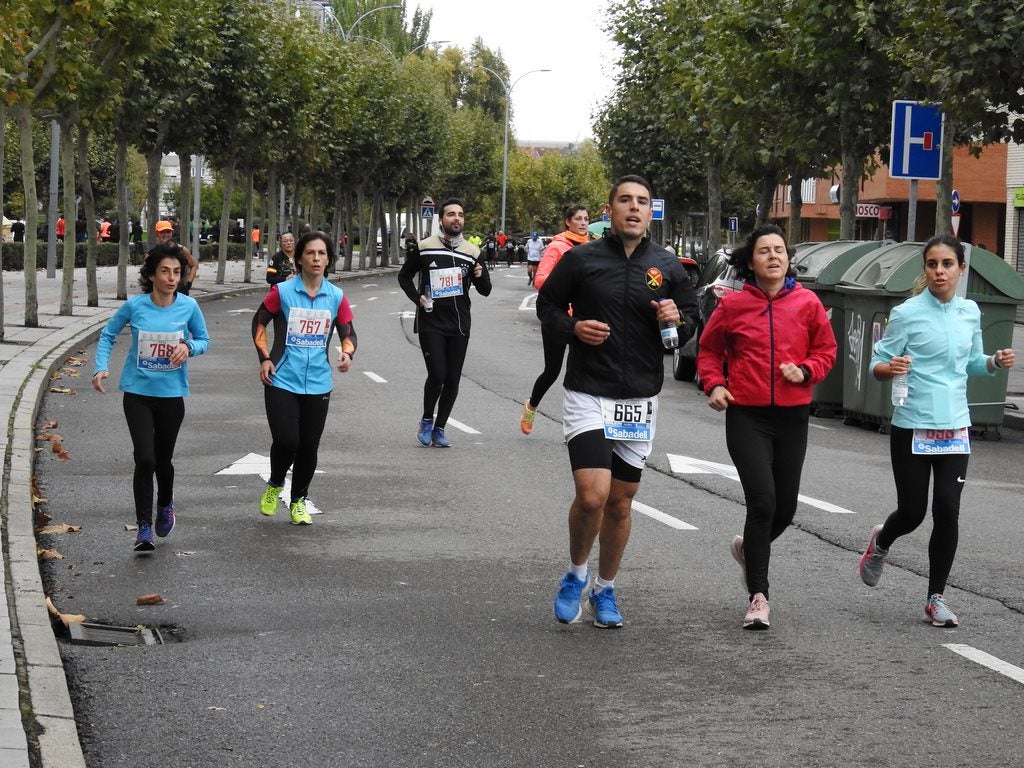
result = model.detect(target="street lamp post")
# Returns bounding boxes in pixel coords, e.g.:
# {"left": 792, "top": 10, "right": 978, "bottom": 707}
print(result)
{"left": 481, "top": 67, "right": 551, "bottom": 235}
{"left": 404, "top": 40, "right": 450, "bottom": 60}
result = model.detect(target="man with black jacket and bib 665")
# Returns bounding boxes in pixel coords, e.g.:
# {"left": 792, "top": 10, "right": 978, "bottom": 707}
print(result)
{"left": 538, "top": 175, "right": 698, "bottom": 628}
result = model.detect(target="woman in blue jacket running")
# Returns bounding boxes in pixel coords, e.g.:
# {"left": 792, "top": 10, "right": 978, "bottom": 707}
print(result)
{"left": 92, "top": 242, "right": 210, "bottom": 553}
{"left": 858, "top": 234, "right": 1014, "bottom": 627}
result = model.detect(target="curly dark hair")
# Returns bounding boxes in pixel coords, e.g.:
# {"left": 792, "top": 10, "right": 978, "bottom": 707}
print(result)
{"left": 728, "top": 223, "right": 796, "bottom": 282}
{"left": 139, "top": 242, "right": 189, "bottom": 293}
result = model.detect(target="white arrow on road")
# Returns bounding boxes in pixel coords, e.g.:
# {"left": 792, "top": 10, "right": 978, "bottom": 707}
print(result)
{"left": 666, "top": 453, "right": 854, "bottom": 514}
{"left": 216, "top": 452, "right": 324, "bottom": 515}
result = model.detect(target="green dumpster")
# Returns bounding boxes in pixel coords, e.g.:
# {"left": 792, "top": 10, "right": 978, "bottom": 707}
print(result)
{"left": 791, "top": 240, "right": 886, "bottom": 417}
{"left": 835, "top": 242, "right": 1024, "bottom": 435}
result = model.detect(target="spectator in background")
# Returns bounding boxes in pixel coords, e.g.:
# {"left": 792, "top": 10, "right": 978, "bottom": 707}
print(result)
{"left": 266, "top": 232, "right": 296, "bottom": 285}
{"left": 11, "top": 217, "right": 25, "bottom": 243}
{"left": 56, "top": 215, "right": 65, "bottom": 242}
{"left": 153, "top": 220, "right": 198, "bottom": 295}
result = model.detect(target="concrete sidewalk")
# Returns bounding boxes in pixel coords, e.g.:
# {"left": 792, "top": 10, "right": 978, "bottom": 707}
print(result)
{"left": 0, "top": 257, "right": 396, "bottom": 768}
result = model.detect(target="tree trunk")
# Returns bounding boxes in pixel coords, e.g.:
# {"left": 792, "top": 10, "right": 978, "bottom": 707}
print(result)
{"left": 839, "top": 150, "right": 860, "bottom": 240}
{"left": 146, "top": 148, "right": 162, "bottom": 243}
{"left": 243, "top": 170, "right": 254, "bottom": 283}
{"left": 356, "top": 186, "right": 368, "bottom": 270}
{"left": 388, "top": 196, "right": 400, "bottom": 267}
{"left": 332, "top": 183, "right": 344, "bottom": 273}
{"left": 114, "top": 137, "right": 129, "bottom": 300}
{"left": 77, "top": 129, "right": 99, "bottom": 302}
{"left": 179, "top": 153, "right": 192, "bottom": 243}
{"left": 15, "top": 104, "right": 39, "bottom": 327}
{"left": 756, "top": 169, "right": 777, "bottom": 227}
{"left": 706, "top": 153, "right": 723, "bottom": 258}
{"left": 788, "top": 170, "right": 804, "bottom": 244}
{"left": 343, "top": 189, "right": 354, "bottom": 271}
{"left": 934, "top": 116, "right": 955, "bottom": 238}
{"left": 217, "top": 158, "right": 237, "bottom": 283}
{"left": 0, "top": 102, "right": 7, "bottom": 339}
{"left": 59, "top": 119, "right": 76, "bottom": 315}
{"left": 266, "top": 167, "right": 278, "bottom": 257}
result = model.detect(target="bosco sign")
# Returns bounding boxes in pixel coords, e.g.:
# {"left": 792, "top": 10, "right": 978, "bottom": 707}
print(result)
{"left": 855, "top": 203, "right": 880, "bottom": 218}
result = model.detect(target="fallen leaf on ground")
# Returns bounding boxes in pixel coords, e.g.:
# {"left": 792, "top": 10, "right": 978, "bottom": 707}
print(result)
{"left": 37, "top": 546, "right": 64, "bottom": 560}
{"left": 45, "top": 596, "right": 86, "bottom": 627}
{"left": 33, "top": 494, "right": 49, "bottom": 507}
{"left": 36, "top": 432, "right": 62, "bottom": 443}
{"left": 35, "top": 510, "right": 52, "bottom": 524}
{"left": 49, "top": 371, "right": 63, "bottom": 380}
{"left": 60, "top": 368, "right": 81, "bottom": 377}
{"left": 38, "top": 420, "right": 59, "bottom": 430}
{"left": 37, "top": 523, "right": 82, "bottom": 534}
{"left": 136, "top": 594, "right": 166, "bottom": 605}
{"left": 65, "top": 356, "right": 86, "bottom": 366}
{"left": 48, "top": 387, "right": 75, "bottom": 395}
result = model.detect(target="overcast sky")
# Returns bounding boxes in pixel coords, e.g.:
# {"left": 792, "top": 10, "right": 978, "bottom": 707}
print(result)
{"left": 418, "top": 0, "right": 618, "bottom": 145}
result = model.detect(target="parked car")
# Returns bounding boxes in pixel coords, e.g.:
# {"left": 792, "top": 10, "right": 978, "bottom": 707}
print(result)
{"left": 672, "top": 248, "right": 741, "bottom": 384}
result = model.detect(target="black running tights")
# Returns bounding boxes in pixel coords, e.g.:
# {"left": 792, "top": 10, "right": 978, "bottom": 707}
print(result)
{"left": 528, "top": 328, "right": 567, "bottom": 409}
{"left": 419, "top": 332, "right": 469, "bottom": 429}
{"left": 123, "top": 392, "right": 184, "bottom": 523}
{"left": 725, "top": 404, "right": 810, "bottom": 600}
{"left": 264, "top": 385, "right": 331, "bottom": 503}
{"left": 877, "top": 426, "right": 968, "bottom": 597}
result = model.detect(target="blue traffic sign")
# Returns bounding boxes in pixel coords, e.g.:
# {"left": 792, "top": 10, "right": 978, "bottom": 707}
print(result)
{"left": 420, "top": 206, "right": 434, "bottom": 220}
{"left": 651, "top": 198, "right": 665, "bottom": 221}
{"left": 951, "top": 189, "right": 961, "bottom": 214}
{"left": 889, "top": 101, "right": 944, "bottom": 180}
{"left": 728, "top": 216, "right": 739, "bottom": 233}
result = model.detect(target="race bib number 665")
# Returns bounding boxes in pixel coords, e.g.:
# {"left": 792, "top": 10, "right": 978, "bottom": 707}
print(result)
{"left": 600, "top": 397, "right": 655, "bottom": 441}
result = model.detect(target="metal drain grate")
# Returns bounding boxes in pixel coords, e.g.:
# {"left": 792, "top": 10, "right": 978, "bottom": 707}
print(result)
{"left": 68, "top": 622, "right": 163, "bottom": 646}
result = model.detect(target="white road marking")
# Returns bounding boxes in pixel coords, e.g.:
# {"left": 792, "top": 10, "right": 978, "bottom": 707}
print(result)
{"left": 631, "top": 500, "right": 697, "bottom": 530}
{"left": 943, "top": 644, "right": 1024, "bottom": 686}
{"left": 808, "top": 422, "right": 835, "bottom": 430}
{"left": 226, "top": 308, "right": 256, "bottom": 315}
{"left": 216, "top": 453, "right": 324, "bottom": 514}
{"left": 446, "top": 417, "right": 481, "bottom": 434}
{"left": 366, "top": 296, "right": 378, "bottom": 301}
{"left": 519, "top": 294, "right": 537, "bottom": 311}
{"left": 363, "top": 283, "right": 378, "bottom": 288}
{"left": 666, "top": 453, "right": 855, "bottom": 514}
{"left": 363, "top": 371, "right": 387, "bottom": 383}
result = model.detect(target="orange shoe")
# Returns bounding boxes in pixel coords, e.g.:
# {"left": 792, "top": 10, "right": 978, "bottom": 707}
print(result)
{"left": 520, "top": 401, "right": 536, "bottom": 434}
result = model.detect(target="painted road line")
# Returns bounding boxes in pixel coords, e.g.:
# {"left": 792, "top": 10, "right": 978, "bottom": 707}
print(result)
{"left": 666, "top": 453, "right": 855, "bottom": 514}
{"left": 216, "top": 453, "right": 324, "bottom": 514}
{"left": 943, "top": 644, "right": 1024, "bottom": 686}
{"left": 363, "top": 283, "right": 378, "bottom": 288}
{"left": 808, "top": 422, "right": 835, "bottom": 430}
{"left": 632, "top": 500, "right": 697, "bottom": 530}
{"left": 519, "top": 294, "right": 537, "bottom": 311}
{"left": 363, "top": 371, "right": 387, "bottom": 383}
{"left": 446, "top": 417, "right": 481, "bottom": 435}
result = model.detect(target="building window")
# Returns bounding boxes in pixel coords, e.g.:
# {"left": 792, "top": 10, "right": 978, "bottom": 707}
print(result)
{"left": 801, "top": 178, "right": 816, "bottom": 204}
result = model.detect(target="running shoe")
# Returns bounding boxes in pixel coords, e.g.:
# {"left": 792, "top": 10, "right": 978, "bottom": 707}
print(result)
{"left": 743, "top": 592, "right": 770, "bottom": 630}
{"left": 134, "top": 522, "right": 155, "bottom": 553}
{"left": 730, "top": 535, "right": 747, "bottom": 590}
{"left": 259, "top": 484, "right": 283, "bottom": 516}
{"left": 553, "top": 571, "right": 588, "bottom": 624}
{"left": 924, "top": 593, "right": 959, "bottom": 627}
{"left": 520, "top": 401, "right": 536, "bottom": 435}
{"left": 417, "top": 418, "right": 433, "bottom": 446}
{"left": 289, "top": 498, "right": 312, "bottom": 525}
{"left": 859, "top": 523, "right": 888, "bottom": 586}
{"left": 587, "top": 586, "right": 624, "bottom": 628}
{"left": 155, "top": 500, "right": 175, "bottom": 537}
{"left": 431, "top": 427, "right": 450, "bottom": 447}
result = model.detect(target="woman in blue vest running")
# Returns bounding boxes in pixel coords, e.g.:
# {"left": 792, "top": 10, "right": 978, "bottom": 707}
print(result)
{"left": 252, "top": 230, "right": 357, "bottom": 525}
{"left": 92, "top": 242, "right": 210, "bottom": 553}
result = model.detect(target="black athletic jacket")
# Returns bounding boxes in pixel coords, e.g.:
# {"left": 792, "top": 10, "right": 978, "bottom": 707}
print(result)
{"left": 397, "top": 235, "right": 491, "bottom": 336}
{"left": 537, "top": 233, "right": 698, "bottom": 398}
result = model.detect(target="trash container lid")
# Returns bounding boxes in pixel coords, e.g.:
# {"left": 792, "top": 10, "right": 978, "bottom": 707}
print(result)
{"left": 792, "top": 240, "right": 885, "bottom": 286}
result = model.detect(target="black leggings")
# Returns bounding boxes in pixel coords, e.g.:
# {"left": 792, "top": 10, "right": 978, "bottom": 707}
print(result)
{"left": 528, "top": 328, "right": 567, "bottom": 408}
{"left": 725, "top": 405, "right": 810, "bottom": 599}
{"left": 264, "top": 386, "right": 331, "bottom": 503}
{"left": 419, "top": 332, "right": 469, "bottom": 429}
{"left": 877, "top": 426, "right": 968, "bottom": 597}
{"left": 123, "top": 392, "right": 185, "bottom": 523}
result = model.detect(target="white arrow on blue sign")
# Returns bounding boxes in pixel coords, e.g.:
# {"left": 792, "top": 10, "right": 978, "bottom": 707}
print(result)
{"left": 952, "top": 189, "right": 961, "bottom": 214}
{"left": 889, "top": 100, "right": 944, "bottom": 180}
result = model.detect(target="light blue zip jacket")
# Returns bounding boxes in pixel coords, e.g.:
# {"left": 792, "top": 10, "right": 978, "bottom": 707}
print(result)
{"left": 870, "top": 289, "right": 992, "bottom": 429}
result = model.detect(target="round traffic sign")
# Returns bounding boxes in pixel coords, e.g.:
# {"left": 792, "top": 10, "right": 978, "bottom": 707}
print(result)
{"left": 951, "top": 189, "right": 961, "bottom": 214}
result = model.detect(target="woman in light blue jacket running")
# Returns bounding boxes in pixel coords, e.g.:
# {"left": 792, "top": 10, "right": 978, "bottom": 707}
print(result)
{"left": 858, "top": 234, "right": 1014, "bottom": 627}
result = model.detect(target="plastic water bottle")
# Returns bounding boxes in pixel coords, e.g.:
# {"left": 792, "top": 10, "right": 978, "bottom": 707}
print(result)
{"left": 423, "top": 284, "right": 433, "bottom": 313}
{"left": 891, "top": 373, "right": 908, "bottom": 407}
{"left": 659, "top": 300, "right": 678, "bottom": 349}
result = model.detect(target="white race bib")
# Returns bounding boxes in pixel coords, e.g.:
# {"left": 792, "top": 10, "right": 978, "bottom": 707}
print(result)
{"left": 911, "top": 427, "right": 970, "bottom": 455}
{"left": 285, "top": 308, "right": 332, "bottom": 348}
{"left": 428, "top": 266, "right": 463, "bottom": 299}
{"left": 137, "top": 330, "right": 183, "bottom": 371}
{"left": 600, "top": 397, "right": 655, "bottom": 441}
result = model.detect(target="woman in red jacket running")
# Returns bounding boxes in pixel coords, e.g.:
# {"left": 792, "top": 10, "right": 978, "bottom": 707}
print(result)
{"left": 519, "top": 204, "right": 590, "bottom": 434}
{"left": 697, "top": 224, "right": 836, "bottom": 630}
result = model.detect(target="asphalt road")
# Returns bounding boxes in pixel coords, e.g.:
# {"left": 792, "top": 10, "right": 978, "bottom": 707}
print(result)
{"left": 35, "top": 263, "right": 1024, "bottom": 767}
